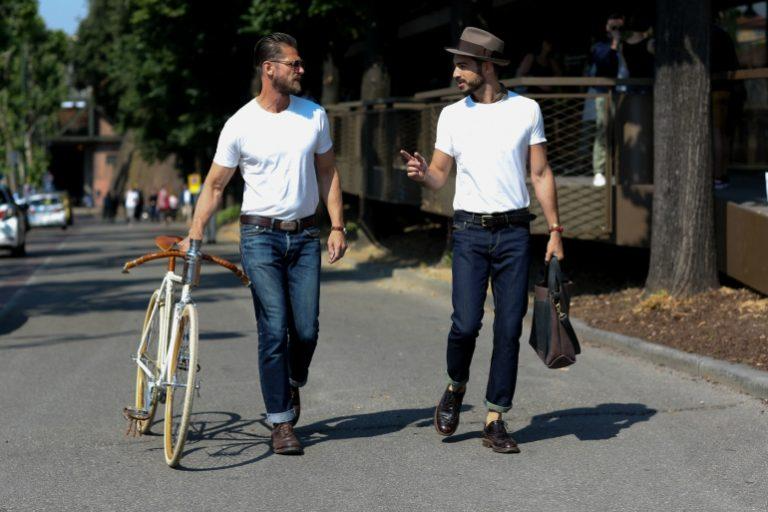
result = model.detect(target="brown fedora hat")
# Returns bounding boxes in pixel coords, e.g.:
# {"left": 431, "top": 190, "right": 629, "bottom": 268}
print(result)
{"left": 445, "top": 27, "right": 510, "bottom": 66}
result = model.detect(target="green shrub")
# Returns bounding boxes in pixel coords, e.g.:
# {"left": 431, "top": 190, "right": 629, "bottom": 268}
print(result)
{"left": 216, "top": 204, "right": 241, "bottom": 226}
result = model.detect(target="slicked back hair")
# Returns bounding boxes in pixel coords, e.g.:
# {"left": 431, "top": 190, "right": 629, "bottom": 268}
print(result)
{"left": 253, "top": 32, "right": 298, "bottom": 79}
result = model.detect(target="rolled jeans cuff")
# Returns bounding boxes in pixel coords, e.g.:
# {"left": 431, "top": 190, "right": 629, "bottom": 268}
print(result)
{"left": 446, "top": 373, "right": 468, "bottom": 389}
{"left": 485, "top": 400, "right": 512, "bottom": 413}
{"left": 267, "top": 408, "right": 296, "bottom": 426}
{"left": 289, "top": 378, "right": 307, "bottom": 388}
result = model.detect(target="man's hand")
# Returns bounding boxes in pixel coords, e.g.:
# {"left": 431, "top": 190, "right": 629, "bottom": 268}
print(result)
{"left": 327, "top": 230, "right": 347, "bottom": 264}
{"left": 399, "top": 150, "right": 428, "bottom": 182}
{"left": 545, "top": 232, "right": 564, "bottom": 263}
{"left": 178, "top": 236, "right": 191, "bottom": 253}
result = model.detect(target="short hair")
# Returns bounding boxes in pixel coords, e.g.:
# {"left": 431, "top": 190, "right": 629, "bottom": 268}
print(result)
{"left": 253, "top": 32, "right": 298, "bottom": 77}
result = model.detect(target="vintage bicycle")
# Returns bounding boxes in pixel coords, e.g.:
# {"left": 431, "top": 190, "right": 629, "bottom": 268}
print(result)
{"left": 121, "top": 235, "right": 249, "bottom": 467}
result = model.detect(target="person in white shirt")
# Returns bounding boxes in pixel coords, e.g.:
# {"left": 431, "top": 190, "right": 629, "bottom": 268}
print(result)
{"left": 124, "top": 185, "right": 140, "bottom": 223}
{"left": 180, "top": 32, "right": 347, "bottom": 455}
{"left": 401, "top": 27, "right": 564, "bottom": 454}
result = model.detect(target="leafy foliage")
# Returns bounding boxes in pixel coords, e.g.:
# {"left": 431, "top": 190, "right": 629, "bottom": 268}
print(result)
{"left": 0, "top": 0, "right": 69, "bottom": 188}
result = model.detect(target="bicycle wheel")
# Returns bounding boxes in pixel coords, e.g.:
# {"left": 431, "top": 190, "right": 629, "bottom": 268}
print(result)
{"left": 134, "top": 290, "right": 162, "bottom": 434}
{"left": 164, "top": 303, "right": 198, "bottom": 467}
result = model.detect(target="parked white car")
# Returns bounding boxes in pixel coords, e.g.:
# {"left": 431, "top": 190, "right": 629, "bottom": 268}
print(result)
{"left": 27, "top": 193, "right": 67, "bottom": 229}
{"left": 0, "top": 185, "right": 27, "bottom": 256}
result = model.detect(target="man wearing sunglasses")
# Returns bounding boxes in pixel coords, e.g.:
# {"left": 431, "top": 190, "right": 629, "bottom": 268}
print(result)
{"left": 401, "top": 27, "right": 563, "bottom": 454}
{"left": 180, "top": 32, "right": 347, "bottom": 456}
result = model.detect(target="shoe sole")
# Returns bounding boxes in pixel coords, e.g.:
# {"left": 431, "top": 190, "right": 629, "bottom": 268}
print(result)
{"left": 433, "top": 402, "right": 458, "bottom": 437}
{"left": 481, "top": 438, "right": 520, "bottom": 454}
{"left": 273, "top": 446, "right": 304, "bottom": 455}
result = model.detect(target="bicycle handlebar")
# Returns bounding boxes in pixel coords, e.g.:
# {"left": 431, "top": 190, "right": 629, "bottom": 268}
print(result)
{"left": 122, "top": 250, "right": 250, "bottom": 286}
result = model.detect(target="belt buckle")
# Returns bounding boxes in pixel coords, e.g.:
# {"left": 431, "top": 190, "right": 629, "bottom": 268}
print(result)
{"left": 480, "top": 215, "right": 494, "bottom": 228}
{"left": 280, "top": 220, "right": 298, "bottom": 232}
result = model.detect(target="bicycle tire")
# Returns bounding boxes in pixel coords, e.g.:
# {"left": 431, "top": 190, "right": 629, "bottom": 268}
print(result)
{"left": 164, "top": 303, "right": 198, "bottom": 467}
{"left": 134, "top": 291, "right": 162, "bottom": 434}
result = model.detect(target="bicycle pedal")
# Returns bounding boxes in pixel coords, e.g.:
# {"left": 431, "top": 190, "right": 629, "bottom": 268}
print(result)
{"left": 122, "top": 406, "right": 151, "bottom": 421}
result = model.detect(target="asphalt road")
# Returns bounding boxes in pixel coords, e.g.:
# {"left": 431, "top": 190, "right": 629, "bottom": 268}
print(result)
{"left": 1, "top": 218, "right": 766, "bottom": 512}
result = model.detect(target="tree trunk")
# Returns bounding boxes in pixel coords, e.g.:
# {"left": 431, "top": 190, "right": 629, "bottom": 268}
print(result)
{"left": 321, "top": 53, "right": 339, "bottom": 105}
{"left": 646, "top": 0, "right": 717, "bottom": 297}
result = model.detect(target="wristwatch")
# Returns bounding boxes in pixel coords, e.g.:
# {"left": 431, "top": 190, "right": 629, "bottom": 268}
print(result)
{"left": 331, "top": 226, "right": 347, "bottom": 235}
{"left": 548, "top": 223, "right": 564, "bottom": 234}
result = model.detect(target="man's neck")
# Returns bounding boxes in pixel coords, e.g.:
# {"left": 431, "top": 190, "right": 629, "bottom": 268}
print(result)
{"left": 257, "top": 87, "right": 291, "bottom": 113}
{"left": 471, "top": 81, "right": 505, "bottom": 104}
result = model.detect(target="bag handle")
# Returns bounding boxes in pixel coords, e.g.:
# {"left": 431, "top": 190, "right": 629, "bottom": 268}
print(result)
{"left": 547, "top": 256, "right": 563, "bottom": 303}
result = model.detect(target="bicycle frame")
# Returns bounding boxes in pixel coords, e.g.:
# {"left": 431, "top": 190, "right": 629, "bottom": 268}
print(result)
{"left": 134, "top": 270, "right": 195, "bottom": 404}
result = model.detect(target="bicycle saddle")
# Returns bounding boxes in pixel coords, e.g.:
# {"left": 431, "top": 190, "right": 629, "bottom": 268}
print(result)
{"left": 155, "top": 235, "right": 184, "bottom": 251}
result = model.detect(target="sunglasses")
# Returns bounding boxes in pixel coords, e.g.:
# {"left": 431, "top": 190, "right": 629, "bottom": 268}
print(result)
{"left": 268, "top": 59, "right": 305, "bottom": 70}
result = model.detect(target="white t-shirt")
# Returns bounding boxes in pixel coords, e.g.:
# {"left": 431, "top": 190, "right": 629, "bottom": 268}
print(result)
{"left": 434, "top": 91, "right": 546, "bottom": 214}
{"left": 213, "top": 96, "right": 333, "bottom": 219}
{"left": 125, "top": 189, "right": 139, "bottom": 208}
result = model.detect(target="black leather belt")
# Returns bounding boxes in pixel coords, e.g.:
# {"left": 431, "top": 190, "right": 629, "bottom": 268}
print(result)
{"left": 240, "top": 214, "right": 316, "bottom": 232}
{"left": 455, "top": 208, "right": 536, "bottom": 229}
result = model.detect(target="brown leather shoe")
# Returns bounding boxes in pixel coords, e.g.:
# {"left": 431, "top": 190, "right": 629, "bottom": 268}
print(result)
{"left": 271, "top": 422, "right": 303, "bottom": 455}
{"left": 482, "top": 420, "right": 520, "bottom": 453}
{"left": 290, "top": 386, "right": 301, "bottom": 427}
{"left": 434, "top": 386, "right": 465, "bottom": 436}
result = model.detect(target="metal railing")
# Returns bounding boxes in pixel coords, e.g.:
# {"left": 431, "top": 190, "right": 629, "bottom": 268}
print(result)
{"left": 328, "top": 77, "right": 654, "bottom": 240}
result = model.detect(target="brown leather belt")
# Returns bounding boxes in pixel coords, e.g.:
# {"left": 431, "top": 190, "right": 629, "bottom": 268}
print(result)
{"left": 240, "top": 214, "right": 316, "bottom": 233}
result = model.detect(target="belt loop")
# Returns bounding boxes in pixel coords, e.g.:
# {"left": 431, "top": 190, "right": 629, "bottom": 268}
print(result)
{"left": 270, "top": 218, "right": 276, "bottom": 230}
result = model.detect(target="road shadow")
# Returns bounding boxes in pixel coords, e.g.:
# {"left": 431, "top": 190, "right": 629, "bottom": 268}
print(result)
{"left": 513, "top": 402, "right": 657, "bottom": 443}
{"left": 161, "top": 405, "right": 471, "bottom": 471}
{"left": 442, "top": 403, "right": 656, "bottom": 446}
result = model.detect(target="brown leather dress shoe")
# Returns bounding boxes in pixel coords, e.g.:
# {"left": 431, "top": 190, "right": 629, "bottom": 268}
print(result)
{"left": 482, "top": 420, "right": 520, "bottom": 453}
{"left": 290, "top": 386, "right": 301, "bottom": 427}
{"left": 271, "top": 422, "right": 303, "bottom": 455}
{"left": 434, "top": 386, "right": 465, "bottom": 436}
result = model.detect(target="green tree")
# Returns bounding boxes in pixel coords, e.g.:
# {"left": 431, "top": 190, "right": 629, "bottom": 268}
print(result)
{"left": 75, "top": 0, "right": 256, "bottom": 171}
{"left": 0, "top": 0, "right": 69, "bottom": 190}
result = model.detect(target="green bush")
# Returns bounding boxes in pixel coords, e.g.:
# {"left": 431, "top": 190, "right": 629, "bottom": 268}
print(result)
{"left": 216, "top": 204, "right": 241, "bottom": 226}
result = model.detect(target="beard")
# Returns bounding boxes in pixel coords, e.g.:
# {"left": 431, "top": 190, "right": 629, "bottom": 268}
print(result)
{"left": 458, "top": 74, "right": 485, "bottom": 97}
{"left": 273, "top": 74, "right": 302, "bottom": 95}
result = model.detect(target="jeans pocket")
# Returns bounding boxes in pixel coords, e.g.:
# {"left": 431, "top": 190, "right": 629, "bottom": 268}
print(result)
{"left": 303, "top": 226, "right": 321, "bottom": 239}
{"left": 241, "top": 224, "right": 268, "bottom": 237}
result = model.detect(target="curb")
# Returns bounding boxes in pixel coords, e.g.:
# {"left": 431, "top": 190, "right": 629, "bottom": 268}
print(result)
{"left": 391, "top": 267, "right": 768, "bottom": 400}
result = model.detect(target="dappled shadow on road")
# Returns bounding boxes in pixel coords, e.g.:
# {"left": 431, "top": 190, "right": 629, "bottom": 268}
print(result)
{"left": 161, "top": 405, "right": 471, "bottom": 471}
{"left": 512, "top": 403, "right": 657, "bottom": 443}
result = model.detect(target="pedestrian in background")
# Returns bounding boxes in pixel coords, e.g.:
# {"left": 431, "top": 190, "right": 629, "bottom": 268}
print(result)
{"left": 124, "top": 185, "right": 139, "bottom": 223}
{"left": 179, "top": 32, "right": 347, "bottom": 456}
{"left": 181, "top": 186, "right": 193, "bottom": 224}
{"left": 584, "top": 13, "right": 624, "bottom": 188}
{"left": 401, "top": 27, "right": 564, "bottom": 454}
{"left": 157, "top": 185, "right": 170, "bottom": 223}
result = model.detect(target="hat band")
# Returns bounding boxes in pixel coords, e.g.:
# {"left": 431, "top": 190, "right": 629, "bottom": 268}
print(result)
{"left": 457, "top": 39, "right": 494, "bottom": 58}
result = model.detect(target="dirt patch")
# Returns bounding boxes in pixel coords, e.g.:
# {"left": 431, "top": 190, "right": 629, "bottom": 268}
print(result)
{"left": 571, "top": 287, "right": 768, "bottom": 370}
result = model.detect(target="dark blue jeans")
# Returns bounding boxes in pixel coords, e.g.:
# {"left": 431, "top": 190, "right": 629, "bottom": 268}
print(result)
{"left": 240, "top": 223, "right": 321, "bottom": 425}
{"left": 447, "top": 211, "right": 531, "bottom": 413}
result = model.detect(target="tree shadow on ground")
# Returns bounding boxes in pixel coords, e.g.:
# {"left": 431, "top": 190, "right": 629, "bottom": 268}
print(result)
{"left": 157, "top": 404, "right": 472, "bottom": 471}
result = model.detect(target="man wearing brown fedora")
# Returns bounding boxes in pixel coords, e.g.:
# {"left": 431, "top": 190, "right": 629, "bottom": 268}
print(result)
{"left": 401, "top": 27, "right": 564, "bottom": 453}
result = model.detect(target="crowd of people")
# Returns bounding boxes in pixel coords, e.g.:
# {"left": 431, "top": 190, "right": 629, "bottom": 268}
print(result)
{"left": 101, "top": 184, "right": 195, "bottom": 224}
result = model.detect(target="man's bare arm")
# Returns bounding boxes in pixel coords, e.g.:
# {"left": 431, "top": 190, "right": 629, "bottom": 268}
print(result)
{"left": 399, "top": 148, "right": 454, "bottom": 190}
{"left": 529, "top": 143, "right": 564, "bottom": 261}
{"left": 315, "top": 149, "right": 347, "bottom": 263}
{"left": 182, "top": 163, "right": 237, "bottom": 247}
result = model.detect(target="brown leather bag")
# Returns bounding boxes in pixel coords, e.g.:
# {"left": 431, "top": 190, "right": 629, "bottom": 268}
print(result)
{"left": 529, "top": 257, "right": 581, "bottom": 368}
